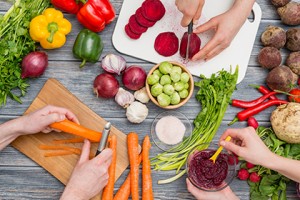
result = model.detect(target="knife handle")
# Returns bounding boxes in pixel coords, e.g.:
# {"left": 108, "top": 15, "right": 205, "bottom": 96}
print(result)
{"left": 188, "top": 21, "right": 193, "bottom": 34}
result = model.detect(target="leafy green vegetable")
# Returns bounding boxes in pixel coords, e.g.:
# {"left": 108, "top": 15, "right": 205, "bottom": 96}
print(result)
{"left": 151, "top": 66, "right": 239, "bottom": 184}
{"left": 246, "top": 126, "right": 300, "bottom": 200}
{"left": 0, "top": 0, "right": 50, "bottom": 106}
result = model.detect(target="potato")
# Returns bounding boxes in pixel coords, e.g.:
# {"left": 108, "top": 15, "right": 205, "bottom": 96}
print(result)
{"left": 271, "top": 102, "right": 300, "bottom": 143}
{"left": 258, "top": 47, "right": 282, "bottom": 69}
{"left": 271, "top": 0, "right": 290, "bottom": 7}
{"left": 266, "top": 65, "right": 298, "bottom": 92}
{"left": 286, "top": 52, "right": 300, "bottom": 75}
{"left": 286, "top": 28, "right": 300, "bottom": 52}
{"left": 261, "top": 26, "right": 286, "bottom": 49}
{"left": 277, "top": 2, "right": 300, "bottom": 25}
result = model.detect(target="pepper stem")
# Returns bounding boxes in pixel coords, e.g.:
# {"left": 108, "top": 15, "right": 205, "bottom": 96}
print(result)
{"left": 228, "top": 117, "right": 238, "bottom": 126}
{"left": 80, "top": 59, "right": 86, "bottom": 68}
{"left": 47, "top": 22, "right": 58, "bottom": 43}
{"left": 76, "top": 0, "right": 86, "bottom": 4}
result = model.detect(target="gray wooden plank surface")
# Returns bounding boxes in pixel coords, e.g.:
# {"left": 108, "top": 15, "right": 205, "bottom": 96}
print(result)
{"left": 0, "top": 0, "right": 299, "bottom": 199}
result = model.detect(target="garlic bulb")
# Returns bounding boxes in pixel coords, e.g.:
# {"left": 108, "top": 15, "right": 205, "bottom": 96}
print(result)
{"left": 101, "top": 54, "right": 126, "bottom": 75}
{"left": 115, "top": 87, "right": 134, "bottom": 108}
{"left": 126, "top": 101, "right": 149, "bottom": 123}
{"left": 134, "top": 87, "right": 150, "bottom": 103}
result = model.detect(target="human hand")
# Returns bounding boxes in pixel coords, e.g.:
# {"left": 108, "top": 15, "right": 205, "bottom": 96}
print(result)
{"left": 175, "top": 0, "right": 205, "bottom": 26}
{"left": 219, "top": 127, "right": 273, "bottom": 166}
{"left": 186, "top": 178, "right": 239, "bottom": 200}
{"left": 17, "top": 105, "right": 79, "bottom": 135}
{"left": 60, "top": 139, "right": 112, "bottom": 200}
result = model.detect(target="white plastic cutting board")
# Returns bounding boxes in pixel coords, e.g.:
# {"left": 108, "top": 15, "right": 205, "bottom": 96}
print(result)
{"left": 112, "top": 0, "right": 262, "bottom": 83}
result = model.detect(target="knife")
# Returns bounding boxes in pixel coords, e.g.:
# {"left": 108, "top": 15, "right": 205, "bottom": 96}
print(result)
{"left": 185, "top": 21, "right": 193, "bottom": 63}
{"left": 95, "top": 122, "right": 111, "bottom": 156}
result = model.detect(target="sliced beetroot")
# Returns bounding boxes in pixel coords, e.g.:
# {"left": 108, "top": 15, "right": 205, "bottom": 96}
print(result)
{"left": 135, "top": 8, "right": 156, "bottom": 28}
{"left": 142, "top": 0, "right": 166, "bottom": 22}
{"left": 128, "top": 14, "right": 148, "bottom": 34}
{"left": 179, "top": 32, "right": 201, "bottom": 59}
{"left": 154, "top": 32, "right": 179, "bottom": 57}
{"left": 125, "top": 24, "right": 141, "bottom": 40}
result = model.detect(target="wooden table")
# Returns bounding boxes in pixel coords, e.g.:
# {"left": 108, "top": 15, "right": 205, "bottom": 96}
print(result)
{"left": 0, "top": 0, "right": 299, "bottom": 199}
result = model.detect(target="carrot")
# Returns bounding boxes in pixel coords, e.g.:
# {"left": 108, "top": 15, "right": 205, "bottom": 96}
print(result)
{"left": 39, "top": 144, "right": 82, "bottom": 155}
{"left": 142, "top": 135, "right": 154, "bottom": 200}
{"left": 50, "top": 119, "right": 102, "bottom": 142}
{"left": 127, "top": 132, "right": 139, "bottom": 200}
{"left": 44, "top": 150, "right": 74, "bottom": 157}
{"left": 113, "top": 154, "right": 142, "bottom": 200}
{"left": 102, "top": 135, "right": 117, "bottom": 200}
{"left": 53, "top": 137, "right": 85, "bottom": 144}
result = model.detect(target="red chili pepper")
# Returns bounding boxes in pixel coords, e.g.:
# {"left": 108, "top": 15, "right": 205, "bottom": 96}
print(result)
{"left": 231, "top": 91, "right": 277, "bottom": 108}
{"left": 51, "top": 0, "right": 85, "bottom": 14}
{"left": 229, "top": 99, "right": 288, "bottom": 125}
{"left": 249, "top": 84, "right": 277, "bottom": 100}
{"left": 76, "top": 0, "right": 115, "bottom": 32}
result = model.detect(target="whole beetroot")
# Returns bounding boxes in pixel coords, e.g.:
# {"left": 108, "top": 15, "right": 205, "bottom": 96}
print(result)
{"left": 271, "top": 0, "right": 290, "bottom": 7}
{"left": 261, "top": 26, "right": 286, "bottom": 49}
{"left": 286, "top": 51, "right": 300, "bottom": 75}
{"left": 258, "top": 47, "right": 282, "bottom": 69}
{"left": 266, "top": 65, "right": 298, "bottom": 92}
{"left": 277, "top": 2, "right": 300, "bottom": 25}
{"left": 286, "top": 28, "right": 300, "bottom": 52}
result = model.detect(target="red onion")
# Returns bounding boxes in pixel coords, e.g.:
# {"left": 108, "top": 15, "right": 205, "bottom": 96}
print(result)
{"left": 122, "top": 65, "right": 146, "bottom": 91}
{"left": 93, "top": 73, "right": 119, "bottom": 98}
{"left": 21, "top": 51, "right": 48, "bottom": 78}
{"left": 101, "top": 54, "right": 127, "bottom": 75}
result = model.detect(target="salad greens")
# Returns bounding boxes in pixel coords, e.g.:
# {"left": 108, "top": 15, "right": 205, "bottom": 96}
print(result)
{"left": 247, "top": 126, "right": 300, "bottom": 200}
{"left": 151, "top": 66, "right": 239, "bottom": 184}
{"left": 0, "top": 0, "right": 50, "bottom": 106}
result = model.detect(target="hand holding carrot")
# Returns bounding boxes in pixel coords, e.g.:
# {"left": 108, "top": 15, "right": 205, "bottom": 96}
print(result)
{"left": 60, "top": 139, "right": 112, "bottom": 200}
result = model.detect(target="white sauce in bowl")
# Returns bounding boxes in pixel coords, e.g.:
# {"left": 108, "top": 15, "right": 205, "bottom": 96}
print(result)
{"left": 155, "top": 116, "right": 186, "bottom": 145}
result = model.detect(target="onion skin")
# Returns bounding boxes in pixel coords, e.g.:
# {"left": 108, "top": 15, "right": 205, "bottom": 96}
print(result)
{"left": 21, "top": 51, "right": 48, "bottom": 78}
{"left": 93, "top": 73, "right": 119, "bottom": 98}
{"left": 122, "top": 65, "right": 147, "bottom": 91}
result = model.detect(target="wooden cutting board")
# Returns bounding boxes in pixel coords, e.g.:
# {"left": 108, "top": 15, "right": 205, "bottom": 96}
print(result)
{"left": 11, "top": 78, "right": 130, "bottom": 199}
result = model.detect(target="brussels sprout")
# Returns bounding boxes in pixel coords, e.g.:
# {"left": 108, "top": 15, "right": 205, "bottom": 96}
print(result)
{"left": 170, "top": 71, "right": 181, "bottom": 82}
{"left": 157, "top": 93, "right": 171, "bottom": 107}
{"left": 159, "top": 61, "right": 173, "bottom": 74}
{"left": 174, "top": 81, "right": 185, "bottom": 91}
{"left": 184, "top": 82, "right": 189, "bottom": 89}
{"left": 171, "top": 66, "right": 182, "bottom": 74}
{"left": 170, "top": 92, "right": 181, "bottom": 105}
{"left": 160, "top": 75, "right": 171, "bottom": 85}
{"left": 153, "top": 69, "right": 163, "bottom": 77}
{"left": 181, "top": 72, "right": 190, "bottom": 83}
{"left": 147, "top": 74, "right": 160, "bottom": 85}
{"left": 179, "top": 89, "right": 189, "bottom": 98}
{"left": 163, "top": 84, "right": 175, "bottom": 95}
{"left": 151, "top": 83, "right": 163, "bottom": 97}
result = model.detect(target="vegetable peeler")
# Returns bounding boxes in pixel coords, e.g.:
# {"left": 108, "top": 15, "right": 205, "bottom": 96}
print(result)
{"left": 95, "top": 122, "right": 111, "bottom": 156}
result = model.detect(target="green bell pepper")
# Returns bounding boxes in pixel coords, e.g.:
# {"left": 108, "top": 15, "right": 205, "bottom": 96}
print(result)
{"left": 73, "top": 29, "right": 103, "bottom": 68}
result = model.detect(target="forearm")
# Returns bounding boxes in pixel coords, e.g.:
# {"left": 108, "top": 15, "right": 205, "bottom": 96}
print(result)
{"left": 0, "top": 118, "right": 22, "bottom": 151}
{"left": 265, "top": 153, "right": 300, "bottom": 183}
{"left": 232, "top": 0, "right": 256, "bottom": 22}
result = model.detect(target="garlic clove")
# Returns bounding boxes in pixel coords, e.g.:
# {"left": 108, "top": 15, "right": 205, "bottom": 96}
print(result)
{"left": 134, "top": 87, "right": 150, "bottom": 103}
{"left": 115, "top": 87, "right": 135, "bottom": 108}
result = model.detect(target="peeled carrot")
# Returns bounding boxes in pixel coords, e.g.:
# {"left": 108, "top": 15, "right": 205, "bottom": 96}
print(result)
{"left": 102, "top": 135, "right": 117, "bottom": 200}
{"left": 127, "top": 132, "right": 139, "bottom": 200}
{"left": 50, "top": 119, "right": 102, "bottom": 142}
{"left": 39, "top": 144, "right": 82, "bottom": 154}
{"left": 142, "top": 135, "right": 154, "bottom": 200}
{"left": 53, "top": 137, "right": 85, "bottom": 144}
{"left": 44, "top": 150, "right": 74, "bottom": 157}
{"left": 113, "top": 154, "right": 142, "bottom": 200}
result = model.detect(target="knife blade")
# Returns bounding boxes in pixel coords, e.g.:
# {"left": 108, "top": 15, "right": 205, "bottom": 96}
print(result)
{"left": 185, "top": 21, "right": 193, "bottom": 63}
{"left": 95, "top": 122, "right": 111, "bottom": 156}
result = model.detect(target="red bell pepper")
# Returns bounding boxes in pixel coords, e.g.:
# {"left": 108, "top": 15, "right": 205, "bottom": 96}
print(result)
{"left": 51, "top": 0, "right": 85, "bottom": 14}
{"left": 76, "top": 0, "right": 115, "bottom": 32}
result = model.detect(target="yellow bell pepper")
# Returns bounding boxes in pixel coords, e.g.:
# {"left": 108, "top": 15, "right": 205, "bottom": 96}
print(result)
{"left": 29, "top": 8, "right": 72, "bottom": 49}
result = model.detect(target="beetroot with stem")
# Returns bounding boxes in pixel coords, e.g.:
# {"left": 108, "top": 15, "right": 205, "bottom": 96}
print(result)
{"left": 154, "top": 32, "right": 179, "bottom": 57}
{"left": 179, "top": 32, "right": 201, "bottom": 59}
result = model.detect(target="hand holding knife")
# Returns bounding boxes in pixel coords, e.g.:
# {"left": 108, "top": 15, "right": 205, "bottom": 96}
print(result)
{"left": 95, "top": 122, "right": 111, "bottom": 156}
{"left": 184, "top": 21, "right": 193, "bottom": 63}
